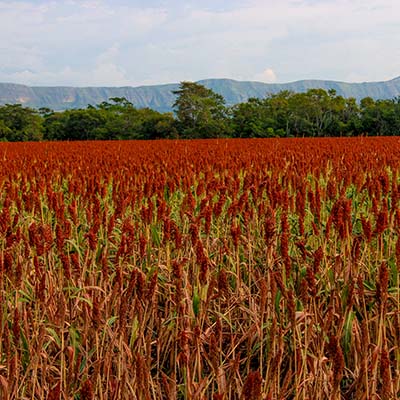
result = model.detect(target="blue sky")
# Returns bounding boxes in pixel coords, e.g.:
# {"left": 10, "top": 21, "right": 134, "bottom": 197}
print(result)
{"left": 0, "top": 0, "right": 399, "bottom": 86}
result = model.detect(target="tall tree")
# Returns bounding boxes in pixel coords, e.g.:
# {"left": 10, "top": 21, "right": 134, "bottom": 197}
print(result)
{"left": 173, "top": 81, "right": 230, "bottom": 138}
{"left": 0, "top": 104, "right": 43, "bottom": 141}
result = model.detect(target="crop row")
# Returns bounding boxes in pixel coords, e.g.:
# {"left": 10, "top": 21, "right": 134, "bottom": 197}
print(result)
{"left": 1, "top": 138, "right": 400, "bottom": 399}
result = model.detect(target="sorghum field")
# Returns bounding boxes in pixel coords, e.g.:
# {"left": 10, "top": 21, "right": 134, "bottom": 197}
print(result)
{"left": 1, "top": 137, "right": 400, "bottom": 399}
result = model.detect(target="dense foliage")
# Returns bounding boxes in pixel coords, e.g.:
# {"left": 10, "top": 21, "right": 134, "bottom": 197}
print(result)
{"left": 1, "top": 138, "right": 400, "bottom": 398}
{"left": 1, "top": 82, "right": 400, "bottom": 141}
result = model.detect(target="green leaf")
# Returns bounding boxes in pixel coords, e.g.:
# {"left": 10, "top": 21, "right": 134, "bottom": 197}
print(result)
{"left": 193, "top": 289, "right": 200, "bottom": 317}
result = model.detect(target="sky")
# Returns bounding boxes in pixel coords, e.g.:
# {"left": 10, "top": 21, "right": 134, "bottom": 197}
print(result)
{"left": 0, "top": 0, "right": 399, "bottom": 87}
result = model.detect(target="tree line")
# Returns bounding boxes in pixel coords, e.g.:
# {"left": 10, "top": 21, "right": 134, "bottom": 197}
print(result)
{"left": 1, "top": 81, "right": 400, "bottom": 142}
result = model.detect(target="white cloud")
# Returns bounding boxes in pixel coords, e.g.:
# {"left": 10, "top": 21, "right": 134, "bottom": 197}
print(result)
{"left": 0, "top": 44, "right": 131, "bottom": 87}
{"left": 254, "top": 68, "right": 278, "bottom": 83}
{"left": 90, "top": 44, "right": 131, "bottom": 86}
{"left": 0, "top": 0, "right": 399, "bottom": 86}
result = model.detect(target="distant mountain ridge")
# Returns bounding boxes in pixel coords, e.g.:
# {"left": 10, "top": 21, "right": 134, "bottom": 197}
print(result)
{"left": 1, "top": 76, "right": 400, "bottom": 112}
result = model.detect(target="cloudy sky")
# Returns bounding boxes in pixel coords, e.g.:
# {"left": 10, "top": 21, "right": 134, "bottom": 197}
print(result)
{"left": 0, "top": 0, "right": 399, "bottom": 87}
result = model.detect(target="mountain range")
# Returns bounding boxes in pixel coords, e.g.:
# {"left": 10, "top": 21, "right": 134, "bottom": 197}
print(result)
{"left": 1, "top": 76, "right": 400, "bottom": 112}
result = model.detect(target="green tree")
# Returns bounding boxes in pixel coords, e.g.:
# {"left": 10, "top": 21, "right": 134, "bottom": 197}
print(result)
{"left": 63, "top": 109, "right": 107, "bottom": 140}
{"left": 338, "top": 97, "right": 362, "bottom": 136}
{"left": 230, "top": 98, "right": 280, "bottom": 138}
{"left": 359, "top": 97, "right": 398, "bottom": 136}
{"left": 0, "top": 104, "right": 44, "bottom": 141}
{"left": 43, "top": 112, "right": 68, "bottom": 140}
{"left": 286, "top": 89, "right": 336, "bottom": 137}
{"left": 98, "top": 97, "right": 140, "bottom": 139}
{"left": 266, "top": 91, "right": 293, "bottom": 137}
{"left": 0, "top": 120, "right": 13, "bottom": 141}
{"left": 135, "top": 109, "right": 178, "bottom": 140}
{"left": 173, "top": 82, "right": 230, "bottom": 138}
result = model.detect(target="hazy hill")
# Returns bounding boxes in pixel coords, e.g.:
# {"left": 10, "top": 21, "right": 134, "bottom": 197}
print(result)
{"left": 1, "top": 76, "right": 400, "bottom": 112}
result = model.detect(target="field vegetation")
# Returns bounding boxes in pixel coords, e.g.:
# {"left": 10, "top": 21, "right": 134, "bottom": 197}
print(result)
{"left": 1, "top": 138, "right": 400, "bottom": 398}
{"left": 1, "top": 82, "right": 400, "bottom": 142}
